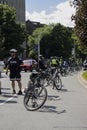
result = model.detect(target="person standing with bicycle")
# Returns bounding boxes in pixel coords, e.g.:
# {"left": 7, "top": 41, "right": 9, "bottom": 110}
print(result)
{"left": 6, "top": 49, "right": 23, "bottom": 95}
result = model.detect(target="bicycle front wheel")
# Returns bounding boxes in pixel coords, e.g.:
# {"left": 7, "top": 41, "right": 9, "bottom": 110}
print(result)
{"left": 54, "top": 76, "right": 62, "bottom": 90}
{"left": 23, "top": 86, "right": 47, "bottom": 111}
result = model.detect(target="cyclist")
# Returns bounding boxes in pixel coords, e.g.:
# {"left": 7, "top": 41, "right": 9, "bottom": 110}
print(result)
{"left": 50, "top": 56, "right": 59, "bottom": 67}
{"left": 6, "top": 49, "right": 23, "bottom": 95}
{"left": 38, "top": 55, "right": 46, "bottom": 71}
{"left": 50, "top": 56, "right": 59, "bottom": 75}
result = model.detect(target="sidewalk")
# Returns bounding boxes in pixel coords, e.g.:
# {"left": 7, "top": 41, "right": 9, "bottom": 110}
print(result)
{"left": 78, "top": 71, "right": 87, "bottom": 88}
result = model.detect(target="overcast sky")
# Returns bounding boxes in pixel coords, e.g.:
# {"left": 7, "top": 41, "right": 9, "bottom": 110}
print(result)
{"left": 25, "top": 0, "right": 75, "bottom": 27}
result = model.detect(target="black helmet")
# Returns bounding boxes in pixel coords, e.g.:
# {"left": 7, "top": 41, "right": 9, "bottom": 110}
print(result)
{"left": 10, "top": 49, "right": 17, "bottom": 53}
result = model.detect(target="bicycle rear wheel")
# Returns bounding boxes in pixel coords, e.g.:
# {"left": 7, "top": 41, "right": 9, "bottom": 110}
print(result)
{"left": 54, "top": 76, "right": 62, "bottom": 90}
{"left": 23, "top": 86, "right": 47, "bottom": 111}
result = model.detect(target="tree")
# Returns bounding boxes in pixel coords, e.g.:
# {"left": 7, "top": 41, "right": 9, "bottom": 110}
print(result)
{"left": 40, "top": 24, "right": 73, "bottom": 59}
{"left": 72, "top": 0, "right": 87, "bottom": 48}
{"left": 28, "top": 23, "right": 74, "bottom": 59}
{"left": 27, "top": 24, "right": 54, "bottom": 58}
{"left": 0, "top": 4, "right": 26, "bottom": 59}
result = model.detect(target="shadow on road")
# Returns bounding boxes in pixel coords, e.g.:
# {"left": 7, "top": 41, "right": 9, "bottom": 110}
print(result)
{"left": 2, "top": 87, "right": 11, "bottom": 90}
{"left": 0, "top": 99, "right": 17, "bottom": 104}
{"left": 38, "top": 105, "right": 66, "bottom": 114}
{"left": 47, "top": 95, "right": 61, "bottom": 101}
{"left": 0, "top": 92, "right": 18, "bottom": 104}
{"left": 58, "top": 88, "right": 68, "bottom": 92}
{"left": 2, "top": 93, "right": 17, "bottom": 98}
{"left": 0, "top": 99, "right": 6, "bottom": 103}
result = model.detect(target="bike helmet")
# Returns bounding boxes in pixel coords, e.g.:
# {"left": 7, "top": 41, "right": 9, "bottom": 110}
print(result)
{"left": 10, "top": 49, "right": 17, "bottom": 53}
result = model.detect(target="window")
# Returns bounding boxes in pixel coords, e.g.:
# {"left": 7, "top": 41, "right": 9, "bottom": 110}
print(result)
{"left": 0, "top": 0, "right": 7, "bottom": 4}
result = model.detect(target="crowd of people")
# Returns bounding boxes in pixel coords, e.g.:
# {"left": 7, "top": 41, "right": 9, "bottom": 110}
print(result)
{"left": 38, "top": 55, "right": 83, "bottom": 74}
{"left": 0, "top": 48, "right": 86, "bottom": 95}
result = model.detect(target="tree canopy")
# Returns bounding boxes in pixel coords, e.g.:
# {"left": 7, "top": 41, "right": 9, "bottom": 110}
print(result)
{"left": 0, "top": 4, "right": 26, "bottom": 59}
{"left": 72, "top": 0, "right": 87, "bottom": 49}
{"left": 27, "top": 23, "right": 74, "bottom": 59}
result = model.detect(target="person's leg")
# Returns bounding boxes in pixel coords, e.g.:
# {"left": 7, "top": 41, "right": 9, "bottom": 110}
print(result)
{"left": 17, "top": 80, "right": 22, "bottom": 95}
{"left": 11, "top": 80, "right": 16, "bottom": 94}
{"left": 16, "top": 72, "right": 22, "bottom": 95}
{"left": 10, "top": 73, "right": 16, "bottom": 94}
{"left": 17, "top": 80, "right": 22, "bottom": 91}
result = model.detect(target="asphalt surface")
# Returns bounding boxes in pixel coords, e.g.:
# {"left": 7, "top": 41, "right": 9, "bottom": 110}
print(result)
{"left": 0, "top": 71, "right": 87, "bottom": 130}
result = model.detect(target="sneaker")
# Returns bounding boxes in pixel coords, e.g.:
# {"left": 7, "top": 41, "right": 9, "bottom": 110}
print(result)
{"left": 13, "top": 90, "right": 16, "bottom": 94}
{"left": 17, "top": 90, "right": 22, "bottom": 95}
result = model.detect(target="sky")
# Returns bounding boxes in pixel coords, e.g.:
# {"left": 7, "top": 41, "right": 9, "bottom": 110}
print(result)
{"left": 25, "top": 0, "right": 76, "bottom": 27}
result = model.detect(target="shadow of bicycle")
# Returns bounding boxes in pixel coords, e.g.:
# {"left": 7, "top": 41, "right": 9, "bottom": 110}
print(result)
{"left": 38, "top": 105, "right": 66, "bottom": 114}
{"left": 58, "top": 88, "right": 68, "bottom": 92}
{"left": 47, "top": 95, "right": 61, "bottom": 101}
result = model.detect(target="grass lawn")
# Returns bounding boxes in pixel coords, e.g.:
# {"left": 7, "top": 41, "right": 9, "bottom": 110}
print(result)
{"left": 82, "top": 71, "right": 87, "bottom": 80}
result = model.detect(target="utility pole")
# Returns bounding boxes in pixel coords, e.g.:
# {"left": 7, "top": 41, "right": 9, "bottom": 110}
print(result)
{"left": 38, "top": 33, "right": 41, "bottom": 63}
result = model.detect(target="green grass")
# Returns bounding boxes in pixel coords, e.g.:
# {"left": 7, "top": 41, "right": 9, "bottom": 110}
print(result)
{"left": 82, "top": 71, "right": 87, "bottom": 80}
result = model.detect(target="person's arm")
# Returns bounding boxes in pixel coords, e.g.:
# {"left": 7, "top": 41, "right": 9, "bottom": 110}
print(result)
{"left": 6, "top": 64, "right": 9, "bottom": 75}
{"left": 5, "top": 58, "right": 10, "bottom": 75}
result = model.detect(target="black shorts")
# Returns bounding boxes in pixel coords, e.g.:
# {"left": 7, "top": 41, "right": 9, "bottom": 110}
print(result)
{"left": 9, "top": 72, "right": 21, "bottom": 81}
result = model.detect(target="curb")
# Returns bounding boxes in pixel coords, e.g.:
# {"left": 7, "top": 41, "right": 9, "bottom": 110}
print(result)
{"left": 78, "top": 71, "right": 87, "bottom": 89}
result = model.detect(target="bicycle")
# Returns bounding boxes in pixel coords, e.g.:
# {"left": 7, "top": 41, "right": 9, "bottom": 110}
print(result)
{"left": 53, "top": 67, "right": 62, "bottom": 90}
{"left": 23, "top": 70, "right": 47, "bottom": 111}
{"left": 43, "top": 67, "right": 62, "bottom": 90}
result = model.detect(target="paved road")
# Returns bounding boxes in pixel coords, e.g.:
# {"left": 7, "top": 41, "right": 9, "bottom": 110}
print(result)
{"left": 0, "top": 71, "right": 87, "bottom": 130}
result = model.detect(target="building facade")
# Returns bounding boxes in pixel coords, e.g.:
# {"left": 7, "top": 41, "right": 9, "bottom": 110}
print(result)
{"left": 26, "top": 20, "right": 45, "bottom": 35}
{"left": 0, "top": 0, "right": 25, "bottom": 23}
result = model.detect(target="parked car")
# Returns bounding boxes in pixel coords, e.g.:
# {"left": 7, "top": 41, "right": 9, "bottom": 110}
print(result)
{"left": 20, "top": 59, "right": 37, "bottom": 72}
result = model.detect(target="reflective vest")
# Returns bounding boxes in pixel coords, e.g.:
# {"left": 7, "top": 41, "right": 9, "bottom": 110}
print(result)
{"left": 50, "top": 59, "right": 58, "bottom": 65}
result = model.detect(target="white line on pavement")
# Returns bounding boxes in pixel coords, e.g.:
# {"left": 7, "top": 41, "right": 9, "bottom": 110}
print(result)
{"left": 0, "top": 94, "right": 17, "bottom": 106}
{"left": 0, "top": 89, "right": 24, "bottom": 106}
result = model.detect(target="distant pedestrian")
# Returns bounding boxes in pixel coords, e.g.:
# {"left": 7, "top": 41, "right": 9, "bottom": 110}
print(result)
{"left": 6, "top": 49, "right": 23, "bottom": 95}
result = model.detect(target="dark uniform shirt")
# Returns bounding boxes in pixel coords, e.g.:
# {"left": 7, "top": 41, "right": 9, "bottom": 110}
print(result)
{"left": 38, "top": 59, "right": 46, "bottom": 70}
{"left": 7, "top": 57, "right": 22, "bottom": 73}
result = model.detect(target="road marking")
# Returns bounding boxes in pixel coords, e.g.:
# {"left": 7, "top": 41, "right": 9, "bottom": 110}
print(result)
{"left": 0, "top": 89, "right": 24, "bottom": 106}
{"left": 0, "top": 94, "right": 17, "bottom": 106}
